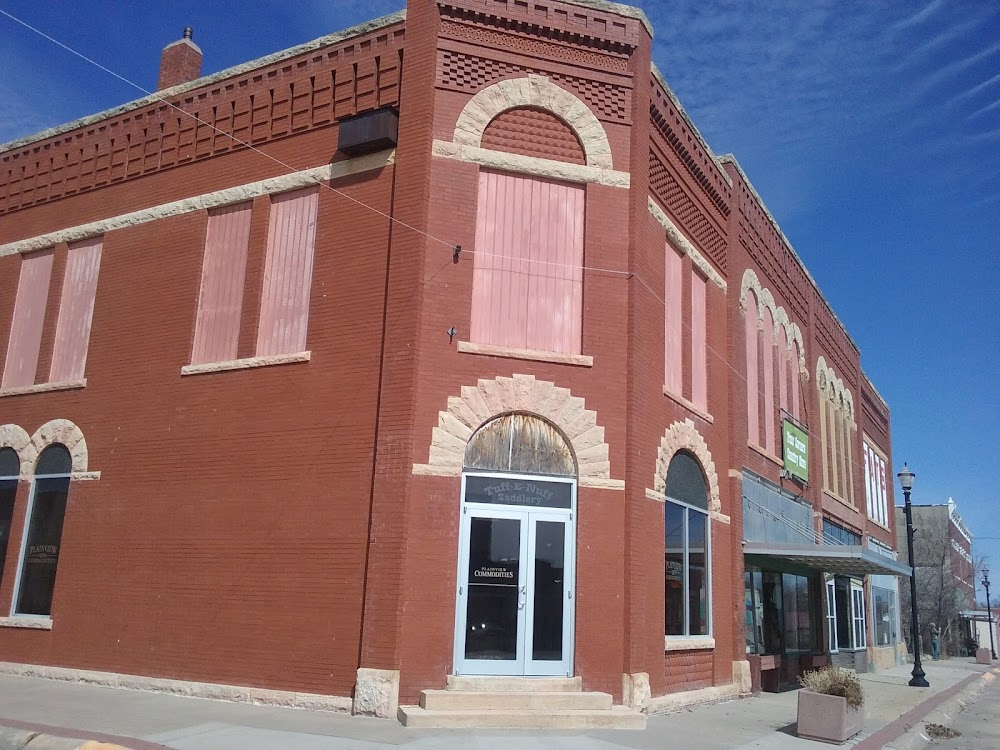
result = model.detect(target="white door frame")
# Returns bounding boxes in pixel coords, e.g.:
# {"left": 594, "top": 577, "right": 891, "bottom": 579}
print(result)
{"left": 453, "top": 471, "right": 576, "bottom": 677}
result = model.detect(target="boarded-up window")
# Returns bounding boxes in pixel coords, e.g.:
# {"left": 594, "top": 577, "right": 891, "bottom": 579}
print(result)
{"left": 49, "top": 237, "right": 102, "bottom": 382}
{"left": 2, "top": 249, "right": 54, "bottom": 389}
{"left": 256, "top": 188, "right": 319, "bottom": 357}
{"left": 464, "top": 413, "right": 576, "bottom": 477}
{"left": 471, "top": 172, "right": 584, "bottom": 355}
{"left": 744, "top": 291, "right": 760, "bottom": 445}
{"left": 691, "top": 270, "right": 707, "bottom": 410}
{"left": 190, "top": 203, "right": 252, "bottom": 364}
{"left": 664, "top": 246, "right": 683, "bottom": 394}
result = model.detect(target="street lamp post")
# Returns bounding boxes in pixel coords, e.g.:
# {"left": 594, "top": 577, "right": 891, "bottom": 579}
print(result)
{"left": 982, "top": 569, "right": 997, "bottom": 661}
{"left": 898, "top": 463, "right": 929, "bottom": 687}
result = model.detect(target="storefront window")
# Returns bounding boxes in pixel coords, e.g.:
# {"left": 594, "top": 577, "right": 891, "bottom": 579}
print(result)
{"left": 852, "top": 584, "right": 867, "bottom": 649}
{"left": 745, "top": 571, "right": 764, "bottom": 654}
{"left": 872, "top": 586, "right": 896, "bottom": 647}
{"left": 664, "top": 452, "right": 710, "bottom": 637}
{"left": 822, "top": 519, "right": 861, "bottom": 546}
{"left": 826, "top": 578, "right": 838, "bottom": 652}
{"left": 782, "top": 573, "right": 814, "bottom": 652}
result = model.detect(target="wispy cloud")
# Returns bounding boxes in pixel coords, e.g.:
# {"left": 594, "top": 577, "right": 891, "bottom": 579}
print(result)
{"left": 968, "top": 98, "right": 1000, "bottom": 121}
{"left": 891, "top": 0, "right": 945, "bottom": 31}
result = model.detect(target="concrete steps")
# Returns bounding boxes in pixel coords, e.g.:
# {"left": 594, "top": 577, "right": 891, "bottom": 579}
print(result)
{"left": 398, "top": 705, "right": 646, "bottom": 729}
{"left": 398, "top": 676, "right": 646, "bottom": 730}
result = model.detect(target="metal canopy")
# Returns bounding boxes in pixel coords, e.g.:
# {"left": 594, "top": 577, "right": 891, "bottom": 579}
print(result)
{"left": 744, "top": 542, "right": 912, "bottom": 577}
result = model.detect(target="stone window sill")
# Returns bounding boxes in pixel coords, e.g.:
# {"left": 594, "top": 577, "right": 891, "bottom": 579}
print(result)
{"left": 748, "top": 442, "right": 783, "bottom": 468}
{"left": 457, "top": 341, "right": 593, "bottom": 367}
{"left": 823, "top": 488, "right": 857, "bottom": 509}
{"left": 665, "top": 636, "right": 715, "bottom": 652}
{"left": 0, "top": 616, "right": 52, "bottom": 630}
{"left": 662, "top": 387, "right": 713, "bottom": 423}
{"left": 0, "top": 379, "right": 86, "bottom": 398}
{"left": 181, "top": 351, "right": 311, "bottom": 376}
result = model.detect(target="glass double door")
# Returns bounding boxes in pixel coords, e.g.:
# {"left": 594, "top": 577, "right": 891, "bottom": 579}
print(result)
{"left": 454, "top": 482, "right": 575, "bottom": 677}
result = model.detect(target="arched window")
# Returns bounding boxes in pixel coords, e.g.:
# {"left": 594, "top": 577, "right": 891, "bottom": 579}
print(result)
{"left": 664, "top": 451, "right": 711, "bottom": 638}
{"left": 0, "top": 447, "right": 19, "bottom": 590}
{"left": 464, "top": 413, "right": 576, "bottom": 477}
{"left": 14, "top": 443, "right": 72, "bottom": 617}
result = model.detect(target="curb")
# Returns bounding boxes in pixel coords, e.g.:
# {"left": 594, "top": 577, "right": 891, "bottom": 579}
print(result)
{"left": 0, "top": 720, "right": 166, "bottom": 750}
{"left": 854, "top": 667, "right": 999, "bottom": 750}
{"left": 0, "top": 730, "right": 132, "bottom": 750}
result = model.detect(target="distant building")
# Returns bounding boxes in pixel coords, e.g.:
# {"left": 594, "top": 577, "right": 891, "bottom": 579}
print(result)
{"left": 896, "top": 499, "right": 976, "bottom": 656}
{"left": 0, "top": 0, "right": 906, "bottom": 727}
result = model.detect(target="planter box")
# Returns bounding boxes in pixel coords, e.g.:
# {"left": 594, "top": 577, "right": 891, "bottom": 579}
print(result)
{"left": 797, "top": 690, "right": 864, "bottom": 744}
{"left": 976, "top": 648, "right": 993, "bottom": 664}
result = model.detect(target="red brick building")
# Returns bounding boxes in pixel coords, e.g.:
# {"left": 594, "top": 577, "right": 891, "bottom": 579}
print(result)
{"left": 0, "top": 0, "right": 907, "bottom": 726}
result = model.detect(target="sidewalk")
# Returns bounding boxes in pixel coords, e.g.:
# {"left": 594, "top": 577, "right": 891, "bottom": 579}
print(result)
{"left": 0, "top": 660, "right": 994, "bottom": 750}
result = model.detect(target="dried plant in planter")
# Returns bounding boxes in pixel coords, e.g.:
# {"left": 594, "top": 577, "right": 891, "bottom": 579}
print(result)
{"left": 798, "top": 667, "right": 864, "bottom": 709}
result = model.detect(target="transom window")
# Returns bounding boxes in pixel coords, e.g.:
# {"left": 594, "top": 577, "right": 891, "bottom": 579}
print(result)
{"left": 464, "top": 413, "right": 576, "bottom": 477}
{"left": 664, "top": 452, "right": 710, "bottom": 637}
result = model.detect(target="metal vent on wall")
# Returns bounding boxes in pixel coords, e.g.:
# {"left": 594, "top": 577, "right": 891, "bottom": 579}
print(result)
{"left": 337, "top": 107, "right": 399, "bottom": 155}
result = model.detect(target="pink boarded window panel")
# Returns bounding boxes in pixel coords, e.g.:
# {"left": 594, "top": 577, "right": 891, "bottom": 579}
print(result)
{"left": 191, "top": 203, "right": 253, "bottom": 365}
{"left": 3, "top": 249, "right": 54, "bottom": 389}
{"left": 49, "top": 237, "right": 102, "bottom": 382}
{"left": 744, "top": 291, "right": 760, "bottom": 445}
{"left": 761, "top": 308, "right": 776, "bottom": 454}
{"left": 664, "top": 246, "right": 683, "bottom": 394}
{"left": 256, "top": 187, "right": 319, "bottom": 357}
{"left": 471, "top": 171, "right": 584, "bottom": 355}
{"left": 691, "top": 270, "right": 708, "bottom": 410}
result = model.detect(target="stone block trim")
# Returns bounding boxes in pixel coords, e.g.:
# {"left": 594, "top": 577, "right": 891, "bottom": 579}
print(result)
{"left": 647, "top": 197, "right": 726, "bottom": 292}
{"left": 27, "top": 419, "right": 89, "bottom": 477}
{"left": 651, "top": 418, "right": 721, "bottom": 514}
{"left": 1, "top": 420, "right": 89, "bottom": 478}
{"left": 622, "top": 671, "right": 651, "bottom": 712}
{"left": 739, "top": 268, "right": 806, "bottom": 374}
{"left": 412, "top": 374, "right": 624, "bottom": 490}
{"left": 816, "top": 356, "right": 854, "bottom": 418}
{"left": 353, "top": 667, "right": 400, "bottom": 718}
{"left": 452, "top": 75, "right": 614, "bottom": 169}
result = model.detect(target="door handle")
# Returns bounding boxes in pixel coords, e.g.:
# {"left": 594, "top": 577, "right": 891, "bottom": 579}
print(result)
{"left": 518, "top": 584, "right": 527, "bottom": 610}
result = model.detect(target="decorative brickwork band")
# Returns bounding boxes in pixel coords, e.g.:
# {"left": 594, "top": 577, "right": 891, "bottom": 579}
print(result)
{"left": 651, "top": 418, "right": 721, "bottom": 514}
{"left": 452, "top": 75, "right": 614, "bottom": 169}
{"left": 739, "top": 268, "right": 806, "bottom": 375}
{"left": 413, "top": 374, "right": 624, "bottom": 490}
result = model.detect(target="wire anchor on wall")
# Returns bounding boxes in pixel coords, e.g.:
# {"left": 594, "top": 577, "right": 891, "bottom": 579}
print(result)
{"left": 447, "top": 327, "right": 458, "bottom": 343}
{"left": 453, "top": 244, "right": 462, "bottom": 263}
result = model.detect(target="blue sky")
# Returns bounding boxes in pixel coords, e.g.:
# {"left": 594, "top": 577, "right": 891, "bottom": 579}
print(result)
{"left": 1, "top": 2, "right": 998, "bottom": 580}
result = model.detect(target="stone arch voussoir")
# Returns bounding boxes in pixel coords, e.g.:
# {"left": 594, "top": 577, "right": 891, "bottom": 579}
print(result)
{"left": 28, "top": 418, "right": 88, "bottom": 475}
{"left": 0, "top": 423, "right": 31, "bottom": 479}
{"left": 413, "top": 374, "right": 623, "bottom": 490}
{"left": 453, "top": 74, "right": 614, "bottom": 169}
{"left": 651, "top": 419, "right": 721, "bottom": 514}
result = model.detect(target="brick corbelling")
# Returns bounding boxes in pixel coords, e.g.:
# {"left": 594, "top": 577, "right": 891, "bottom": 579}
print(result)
{"left": 438, "top": 0, "right": 650, "bottom": 48}
{"left": 0, "top": 21, "right": 406, "bottom": 214}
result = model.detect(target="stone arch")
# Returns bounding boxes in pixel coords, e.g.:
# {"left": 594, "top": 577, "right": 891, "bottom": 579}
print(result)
{"left": 816, "top": 356, "right": 854, "bottom": 418}
{"left": 0, "top": 423, "right": 31, "bottom": 478}
{"left": 412, "top": 374, "right": 623, "bottom": 490}
{"left": 453, "top": 75, "right": 614, "bottom": 169}
{"left": 651, "top": 419, "right": 721, "bottom": 514}
{"left": 739, "top": 268, "right": 806, "bottom": 373}
{"left": 26, "top": 419, "right": 89, "bottom": 476}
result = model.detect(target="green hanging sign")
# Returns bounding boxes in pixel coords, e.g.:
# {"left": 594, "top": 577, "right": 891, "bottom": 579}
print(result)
{"left": 782, "top": 419, "right": 809, "bottom": 482}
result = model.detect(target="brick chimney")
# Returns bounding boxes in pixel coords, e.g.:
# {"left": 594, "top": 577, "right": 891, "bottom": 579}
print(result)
{"left": 157, "top": 27, "right": 202, "bottom": 90}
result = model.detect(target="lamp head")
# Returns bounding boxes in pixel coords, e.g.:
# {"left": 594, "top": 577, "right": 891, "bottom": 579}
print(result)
{"left": 897, "top": 462, "right": 915, "bottom": 492}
